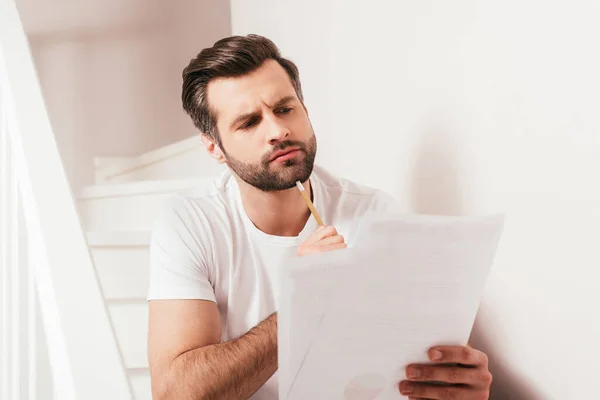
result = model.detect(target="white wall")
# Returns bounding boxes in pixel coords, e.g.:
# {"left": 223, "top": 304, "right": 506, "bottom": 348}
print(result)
{"left": 21, "top": 0, "right": 231, "bottom": 190}
{"left": 231, "top": 1, "right": 600, "bottom": 398}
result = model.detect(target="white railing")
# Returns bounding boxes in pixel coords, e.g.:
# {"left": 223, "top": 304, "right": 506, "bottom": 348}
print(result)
{"left": 0, "top": 1, "right": 133, "bottom": 399}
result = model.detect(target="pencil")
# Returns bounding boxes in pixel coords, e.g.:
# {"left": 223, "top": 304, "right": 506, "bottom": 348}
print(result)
{"left": 295, "top": 180, "right": 324, "bottom": 227}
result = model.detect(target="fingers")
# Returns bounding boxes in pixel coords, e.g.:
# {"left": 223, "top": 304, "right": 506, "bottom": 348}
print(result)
{"left": 298, "top": 242, "right": 347, "bottom": 256}
{"left": 427, "top": 346, "right": 488, "bottom": 367}
{"left": 314, "top": 233, "right": 345, "bottom": 247}
{"left": 303, "top": 225, "right": 338, "bottom": 246}
{"left": 400, "top": 346, "right": 493, "bottom": 399}
{"left": 404, "top": 364, "right": 492, "bottom": 387}
{"left": 399, "top": 381, "right": 488, "bottom": 399}
{"left": 298, "top": 225, "right": 347, "bottom": 256}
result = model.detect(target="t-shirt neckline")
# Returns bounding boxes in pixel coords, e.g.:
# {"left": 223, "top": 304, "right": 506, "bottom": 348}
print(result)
{"left": 233, "top": 172, "right": 321, "bottom": 246}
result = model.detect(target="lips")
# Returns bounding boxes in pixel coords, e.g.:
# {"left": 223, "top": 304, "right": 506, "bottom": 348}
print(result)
{"left": 270, "top": 147, "right": 301, "bottom": 162}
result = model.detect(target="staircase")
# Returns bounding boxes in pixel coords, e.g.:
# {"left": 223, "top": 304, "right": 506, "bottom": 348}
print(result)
{"left": 79, "top": 135, "right": 225, "bottom": 400}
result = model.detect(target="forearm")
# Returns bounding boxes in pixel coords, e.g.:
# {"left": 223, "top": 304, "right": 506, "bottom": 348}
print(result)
{"left": 161, "top": 313, "right": 278, "bottom": 400}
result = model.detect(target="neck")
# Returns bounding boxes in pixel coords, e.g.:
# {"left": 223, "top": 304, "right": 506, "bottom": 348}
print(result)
{"left": 236, "top": 177, "right": 313, "bottom": 237}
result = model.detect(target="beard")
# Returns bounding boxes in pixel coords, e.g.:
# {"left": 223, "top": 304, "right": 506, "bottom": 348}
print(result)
{"left": 224, "top": 135, "right": 317, "bottom": 192}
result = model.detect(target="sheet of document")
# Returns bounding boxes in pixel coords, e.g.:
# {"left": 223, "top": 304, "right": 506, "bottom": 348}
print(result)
{"left": 278, "top": 212, "right": 505, "bottom": 400}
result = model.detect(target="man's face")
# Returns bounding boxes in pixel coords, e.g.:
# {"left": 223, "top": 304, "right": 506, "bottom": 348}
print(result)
{"left": 206, "top": 59, "right": 317, "bottom": 191}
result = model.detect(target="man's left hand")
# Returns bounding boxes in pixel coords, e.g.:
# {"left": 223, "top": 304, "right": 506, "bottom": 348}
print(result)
{"left": 399, "top": 345, "right": 492, "bottom": 399}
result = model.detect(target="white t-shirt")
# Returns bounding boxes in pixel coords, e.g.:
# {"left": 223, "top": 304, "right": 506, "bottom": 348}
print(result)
{"left": 147, "top": 164, "right": 399, "bottom": 399}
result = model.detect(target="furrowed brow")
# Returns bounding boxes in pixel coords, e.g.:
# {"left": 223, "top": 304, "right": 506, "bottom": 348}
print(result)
{"left": 272, "top": 95, "right": 296, "bottom": 109}
{"left": 230, "top": 110, "right": 260, "bottom": 130}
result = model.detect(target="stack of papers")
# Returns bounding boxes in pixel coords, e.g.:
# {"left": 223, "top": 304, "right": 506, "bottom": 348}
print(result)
{"left": 278, "top": 212, "right": 505, "bottom": 399}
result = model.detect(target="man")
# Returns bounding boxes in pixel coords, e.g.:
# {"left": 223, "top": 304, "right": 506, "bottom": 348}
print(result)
{"left": 147, "top": 34, "right": 492, "bottom": 400}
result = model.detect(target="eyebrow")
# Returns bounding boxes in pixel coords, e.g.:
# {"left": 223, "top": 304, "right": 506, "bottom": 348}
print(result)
{"left": 272, "top": 95, "right": 296, "bottom": 109}
{"left": 229, "top": 95, "right": 297, "bottom": 130}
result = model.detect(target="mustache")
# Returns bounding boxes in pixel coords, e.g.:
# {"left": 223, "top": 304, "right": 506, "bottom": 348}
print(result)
{"left": 262, "top": 140, "right": 306, "bottom": 163}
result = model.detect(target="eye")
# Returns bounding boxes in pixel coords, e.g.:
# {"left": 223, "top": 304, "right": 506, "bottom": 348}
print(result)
{"left": 277, "top": 107, "right": 293, "bottom": 115}
{"left": 240, "top": 117, "right": 259, "bottom": 130}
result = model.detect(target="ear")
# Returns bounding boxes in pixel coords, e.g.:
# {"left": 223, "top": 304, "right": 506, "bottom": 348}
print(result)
{"left": 201, "top": 134, "right": 226, "bottom": 164}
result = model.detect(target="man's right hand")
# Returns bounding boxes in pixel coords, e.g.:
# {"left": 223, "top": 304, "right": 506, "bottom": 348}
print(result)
{"left": 297, "top": 225, "right": 347, "bottom": 256}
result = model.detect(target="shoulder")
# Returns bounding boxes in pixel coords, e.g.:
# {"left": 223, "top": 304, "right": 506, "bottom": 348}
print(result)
{"left": 312, "top": 165, "right": 401, "bottom": 214}
{"left": 152, "top": 169, "right": 236, "bottom": 238}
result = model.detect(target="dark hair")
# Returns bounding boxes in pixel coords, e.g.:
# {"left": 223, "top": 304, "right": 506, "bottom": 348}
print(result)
{"left": 181, "top": 34, "right": 304, "bottom": 145}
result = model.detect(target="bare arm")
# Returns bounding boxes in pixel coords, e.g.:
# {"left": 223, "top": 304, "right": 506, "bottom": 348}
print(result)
{"left": 148, "top": 299, "right": 277, "bottom": 400}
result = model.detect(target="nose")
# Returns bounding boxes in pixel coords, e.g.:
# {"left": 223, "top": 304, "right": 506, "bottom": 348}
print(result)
{"left": 266, "top": 113, "right": 290, "bottom": 144}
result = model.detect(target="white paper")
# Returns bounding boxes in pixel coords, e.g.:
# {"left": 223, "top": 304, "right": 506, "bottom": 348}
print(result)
{"left": 278, "top": 212, "right": 505, "bottom": 400}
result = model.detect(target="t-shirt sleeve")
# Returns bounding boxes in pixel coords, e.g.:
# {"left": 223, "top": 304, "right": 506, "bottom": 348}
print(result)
{"left": 146, "top": 196, "right": 216, "bottom": 303}
{"left": 368, "top": 189, "right": 403, "bottom": 214}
